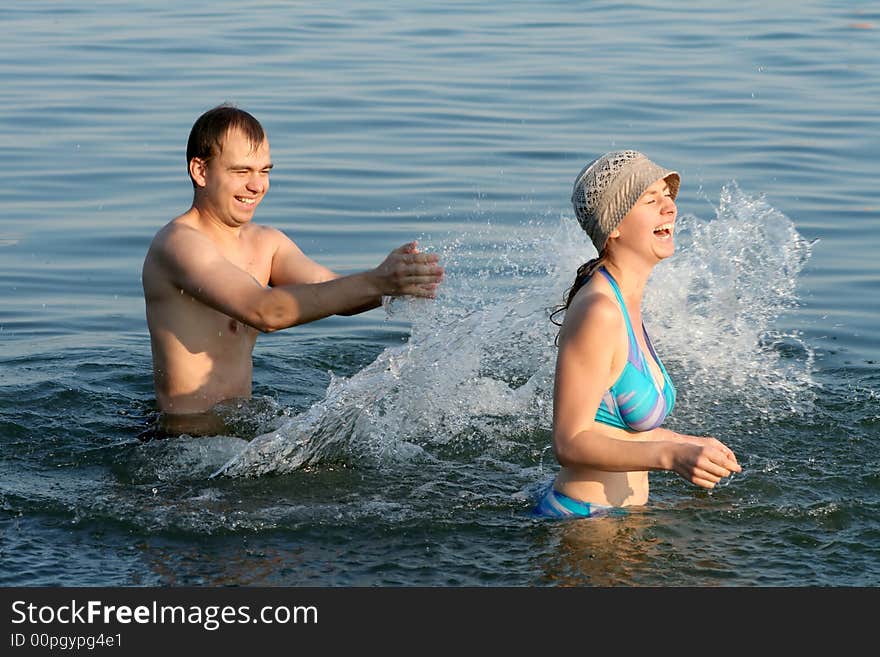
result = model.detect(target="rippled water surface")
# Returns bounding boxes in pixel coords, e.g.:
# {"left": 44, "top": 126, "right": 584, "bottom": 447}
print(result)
{"left": 1, "top": 1, "right": 878, "bottom": 586}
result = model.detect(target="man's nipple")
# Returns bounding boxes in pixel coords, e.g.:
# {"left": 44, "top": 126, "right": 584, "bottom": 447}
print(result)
{"left": 228, "top": 319, "right": 239, "bottom": 334}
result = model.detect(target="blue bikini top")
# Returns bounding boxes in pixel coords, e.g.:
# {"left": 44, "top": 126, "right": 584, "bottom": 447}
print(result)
{"left": 592, "top": 268, "right": 676, "bottom": 431}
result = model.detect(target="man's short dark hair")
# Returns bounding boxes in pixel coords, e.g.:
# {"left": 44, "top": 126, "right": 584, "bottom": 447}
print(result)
{"left": 186, "top": 105, "right": 266, "bottom": 186}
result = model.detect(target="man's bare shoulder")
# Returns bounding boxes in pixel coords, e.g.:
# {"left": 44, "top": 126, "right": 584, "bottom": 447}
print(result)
{"left": 239, "top": 224, "right": 305, "bottom": 271}
{"left": 242, "top": 222, "right": 294, "bottom": 249}
{"left": 148, "top": 213, "right": 244, "bottom": 275}
{"left": 149, "top": 210, "right": 206, "bottom": 250}
{"left": 143, "top": 212, "right": 217, "bottom": 288}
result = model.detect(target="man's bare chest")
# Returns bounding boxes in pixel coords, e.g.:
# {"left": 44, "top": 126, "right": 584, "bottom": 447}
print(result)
{"left": 218, "top": 242, "right": 274, "bottom": 287}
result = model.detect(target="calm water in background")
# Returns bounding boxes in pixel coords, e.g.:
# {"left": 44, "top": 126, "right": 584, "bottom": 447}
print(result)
{"left": 1, "top": 0, "right": 878, "bottom": 586}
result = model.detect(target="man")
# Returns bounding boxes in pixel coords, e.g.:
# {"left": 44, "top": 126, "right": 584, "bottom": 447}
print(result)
{"left": 142, "top": 105, "right": 443, "bottom": 436}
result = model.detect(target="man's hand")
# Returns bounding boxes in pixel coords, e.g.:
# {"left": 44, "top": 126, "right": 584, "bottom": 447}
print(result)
{"left": 371, "top": 241, "right": 444, "bottom": 298}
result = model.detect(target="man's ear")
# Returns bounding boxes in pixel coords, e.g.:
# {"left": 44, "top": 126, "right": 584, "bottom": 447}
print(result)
{"left": 189, "top": 157, "right": 208, "bottom": 188}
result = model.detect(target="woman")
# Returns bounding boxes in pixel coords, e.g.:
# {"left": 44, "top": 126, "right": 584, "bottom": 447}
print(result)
{"left": 534, "top": 150, "right": 741, "bottom": 518}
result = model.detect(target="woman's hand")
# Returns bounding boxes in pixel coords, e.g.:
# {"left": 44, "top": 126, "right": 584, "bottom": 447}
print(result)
{"left": 666, "top": 438, "right": 742, "bottom": 489}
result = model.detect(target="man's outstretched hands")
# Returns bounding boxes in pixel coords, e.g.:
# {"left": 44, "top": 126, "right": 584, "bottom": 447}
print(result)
{"left": 372, "top": 241, "right": 444, "bottom": 299}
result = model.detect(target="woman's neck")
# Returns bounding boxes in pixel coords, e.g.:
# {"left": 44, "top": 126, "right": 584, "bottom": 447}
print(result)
{"left": 601, "top": 257, "right": 652, "bottom": 302}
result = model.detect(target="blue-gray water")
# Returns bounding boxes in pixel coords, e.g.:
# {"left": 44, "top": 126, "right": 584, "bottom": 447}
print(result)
{"left": 1, "top": 1, "right": 878, "bottom": 586}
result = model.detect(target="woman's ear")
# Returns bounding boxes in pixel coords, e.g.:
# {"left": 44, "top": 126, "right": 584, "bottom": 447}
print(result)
{"left": 189, "top": 157, "right": 208, "bottom": 188}
{"left": 608, "top": 228, "right": 621, "bottom": 240}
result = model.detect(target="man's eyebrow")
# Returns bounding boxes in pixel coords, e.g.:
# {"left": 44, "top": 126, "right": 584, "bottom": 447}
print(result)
{"left": 229, "top": 163, "right": 274, "bottom": 170}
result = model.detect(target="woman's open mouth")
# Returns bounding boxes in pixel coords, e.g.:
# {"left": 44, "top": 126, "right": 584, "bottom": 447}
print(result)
{"left": 653, "top": 222, "right": 674, "bottom": 239}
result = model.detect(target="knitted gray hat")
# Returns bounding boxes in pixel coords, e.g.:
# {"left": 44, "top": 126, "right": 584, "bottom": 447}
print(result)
{"left": 571, "top": 150, "right": 680, "bottom": 252}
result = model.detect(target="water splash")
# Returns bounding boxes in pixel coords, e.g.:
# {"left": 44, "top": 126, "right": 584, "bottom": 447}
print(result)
{"left": 214, "top": 184, "right": 813, "bottom": 477}
{"left": 213, "top": 221, "right": 567, "bottom": 477}
{"left": 647, "top": 182, "right": 815, "bottom": 423}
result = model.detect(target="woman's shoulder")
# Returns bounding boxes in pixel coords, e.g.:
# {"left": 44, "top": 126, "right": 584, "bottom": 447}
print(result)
{"left": 561, "top": 281, "right": 623, "bottom": 342}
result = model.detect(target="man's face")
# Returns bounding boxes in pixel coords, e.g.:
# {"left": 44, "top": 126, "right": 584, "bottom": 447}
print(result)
{"left": 195, "top": 128, "right": 272, "bottom": 226}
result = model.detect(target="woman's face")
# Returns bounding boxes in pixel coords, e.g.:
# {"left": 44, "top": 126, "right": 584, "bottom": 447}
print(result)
{"left": 608, "top": 177, "right": 677, "bottom": 261}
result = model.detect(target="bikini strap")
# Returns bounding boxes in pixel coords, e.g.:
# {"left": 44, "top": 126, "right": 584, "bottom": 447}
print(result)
{"left": 643, "top": 323, "right": 672, "bottom": 379}
{"left": 597, "top": 267, "right": 639, "bottom": 360}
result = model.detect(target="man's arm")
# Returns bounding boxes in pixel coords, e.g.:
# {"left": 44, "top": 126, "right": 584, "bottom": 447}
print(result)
{"left": 269, "top": 232, "right": 441, "bottom": 316}
{"left": 267, "top": 229, "right": 340, "bottom": 286}
{"left": 267, "top": 230, "right": 370, "bottom": 315}
{"left": 153, "top": 225, "right": 442, "bottom": 332}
